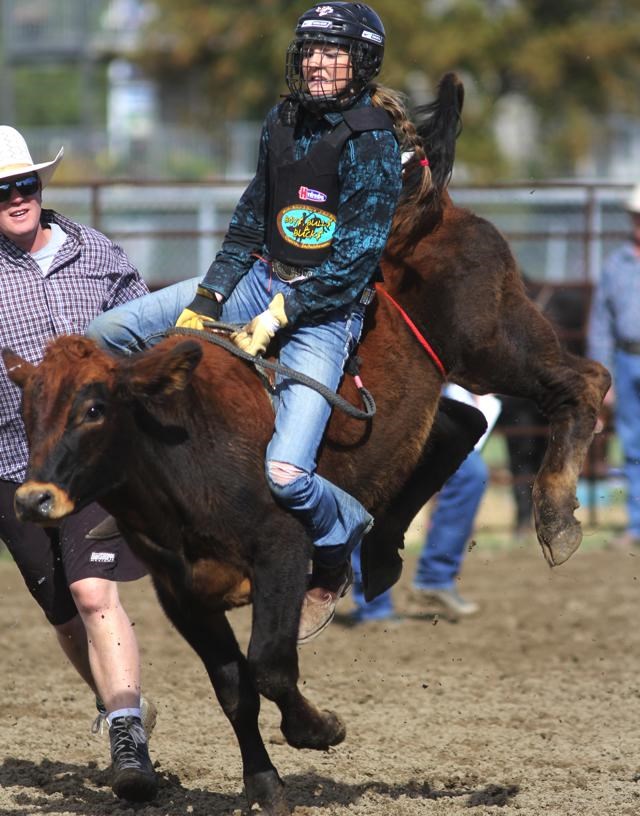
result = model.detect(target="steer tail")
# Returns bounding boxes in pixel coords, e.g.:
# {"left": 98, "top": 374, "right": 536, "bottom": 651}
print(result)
{"left": 415, "top": 71, "right": 464, "bottom": 194}
{"left": 389, "top": 72, "right": 464, "bottom": 245}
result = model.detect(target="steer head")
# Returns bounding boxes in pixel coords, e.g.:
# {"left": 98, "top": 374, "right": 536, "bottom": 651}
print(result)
{"left": 2, "top": 335, "right": 202, "bottom": 525}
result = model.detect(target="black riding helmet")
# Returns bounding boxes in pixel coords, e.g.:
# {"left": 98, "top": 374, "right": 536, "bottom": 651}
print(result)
{"left": 285, "top": 2, "right": 385, "bottom": 113}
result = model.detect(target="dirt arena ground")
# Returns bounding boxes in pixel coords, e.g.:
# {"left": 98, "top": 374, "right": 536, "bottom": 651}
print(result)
{"left": 1, "top": 524, "right": 639, "bottom": 816}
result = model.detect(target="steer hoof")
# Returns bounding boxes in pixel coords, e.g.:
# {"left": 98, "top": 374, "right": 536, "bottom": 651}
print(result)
{"left": 282, "top": 707, "right": 346, "bottom": 750}
{"left": 539, "top": 519, "right": 582, "bottom": 566}
{"left": 244, "top": 769, "right": 290, "bottom": 816}
{"left": 320, "top": 708, "right": 347, "bottom": 746}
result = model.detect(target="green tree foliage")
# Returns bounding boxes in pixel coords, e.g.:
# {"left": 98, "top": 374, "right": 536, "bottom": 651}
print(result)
{"left": 413, "top": 0, "right": 640, "bottom": 178}
{"left": 12, "top": 65, "right": 106, "bottom": 128}
{"left": 139, "top": 0, "right": 299, "bottom": 121}
{"left": 138, "top": 0, "right": 640, "bottom": 179}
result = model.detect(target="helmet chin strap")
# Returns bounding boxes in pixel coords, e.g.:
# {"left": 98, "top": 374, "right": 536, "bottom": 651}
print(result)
{"left": 301, "top": 85, "right": 365, "bottom": 115}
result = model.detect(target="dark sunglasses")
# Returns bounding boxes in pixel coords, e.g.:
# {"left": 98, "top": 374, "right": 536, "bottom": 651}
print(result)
{"left": 0, "top": 174, "right": 40, "bottom": 203}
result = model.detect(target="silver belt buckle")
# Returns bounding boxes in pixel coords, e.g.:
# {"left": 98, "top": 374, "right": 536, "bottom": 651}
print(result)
{"left": 272, "top": 260, "right": 310, "bottom": 284}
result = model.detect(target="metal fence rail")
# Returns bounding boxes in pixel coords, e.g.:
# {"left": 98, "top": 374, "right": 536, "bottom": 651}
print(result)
{"left": 44, "top": 179, "right": 634, "bottom": 287}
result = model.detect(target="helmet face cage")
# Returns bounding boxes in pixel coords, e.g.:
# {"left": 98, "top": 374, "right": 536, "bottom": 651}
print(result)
{"left": 286, "top": 3, "right": 384, "bottom": 113}
{"left": 286, "top": 37, "right": 381, "bottom": 112}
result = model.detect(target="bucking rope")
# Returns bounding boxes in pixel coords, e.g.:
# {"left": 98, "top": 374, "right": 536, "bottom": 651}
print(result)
{"left": 374, "top": 284, "right": 447, "bottom": 379}
{"left": 170, "top": 324, "right": 376, "bottom": 420}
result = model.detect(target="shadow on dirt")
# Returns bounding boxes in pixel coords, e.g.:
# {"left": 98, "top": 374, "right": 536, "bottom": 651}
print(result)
{"left": 288, "top": 773, "right": 520, "bottom": 809}
{"left": 0, "top": 757, "right": 521, "bottom": 815}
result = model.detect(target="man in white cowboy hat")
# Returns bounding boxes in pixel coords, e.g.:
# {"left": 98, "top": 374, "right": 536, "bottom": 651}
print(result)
{"left": 588, "top": 184, "right": 640, "bottom": 553}
{"left": 0, "top": 125, "right": 158, "bottom": 802}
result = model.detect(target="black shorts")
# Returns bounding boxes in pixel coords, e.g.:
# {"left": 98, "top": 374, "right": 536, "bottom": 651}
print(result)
{"left": 0, "top": 479, "right": 147, "bottom": 625}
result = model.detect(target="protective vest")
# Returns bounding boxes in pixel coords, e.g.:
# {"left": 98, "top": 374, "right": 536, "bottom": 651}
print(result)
{"left": 266, "top": 105, "right": 395, "bottom": 268}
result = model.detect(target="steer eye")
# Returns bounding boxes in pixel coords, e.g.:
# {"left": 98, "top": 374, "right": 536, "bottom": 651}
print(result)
{"left": 84, "top": 402, "right": 105, "bottom": 422}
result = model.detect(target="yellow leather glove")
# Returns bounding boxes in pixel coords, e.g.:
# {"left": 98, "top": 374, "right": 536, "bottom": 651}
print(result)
{"left": 231, "top": 293, "right": 288, "bottom": 357}
{"left": 176, "top": 286, "right": 222, "bottom": 330}
{"left": 176, "top": 308, "right": 206, "bottom": 331}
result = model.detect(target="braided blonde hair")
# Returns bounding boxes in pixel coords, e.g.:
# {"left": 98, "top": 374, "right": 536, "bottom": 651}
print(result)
{"left": 370, "top": 83, "right": 432, "bottom": 205}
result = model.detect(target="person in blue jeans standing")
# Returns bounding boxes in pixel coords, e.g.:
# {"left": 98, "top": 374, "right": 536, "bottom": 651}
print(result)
{"left": 348, "top": 387, "right": 499, "bottom": 623}
{"left": 408, "top": 447, "right": 487, "bottom": 617}
{"left": 587, "top": 183, "right": 640, "bottom": 552}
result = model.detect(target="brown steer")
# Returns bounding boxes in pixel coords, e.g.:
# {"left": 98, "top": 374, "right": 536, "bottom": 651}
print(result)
{"left": 2, "top": 74, "right": 609, "bottom": 815}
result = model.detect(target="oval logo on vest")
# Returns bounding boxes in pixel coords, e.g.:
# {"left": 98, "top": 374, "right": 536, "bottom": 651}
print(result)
{"left": 277, "top": 204, "right": 336, "bottom": 250}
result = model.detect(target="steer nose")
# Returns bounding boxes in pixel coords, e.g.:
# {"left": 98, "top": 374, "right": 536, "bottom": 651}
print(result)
{"left": 15, "top": 484, "right": 58, "bottom": 523}
{"left": 14, "top": 481, "right": 76, "bottom": 523}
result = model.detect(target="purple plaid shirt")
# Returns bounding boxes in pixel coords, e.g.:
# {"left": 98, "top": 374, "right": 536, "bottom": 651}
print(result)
{"left": 0, "top": 209, "right": 148, "bottom": 482}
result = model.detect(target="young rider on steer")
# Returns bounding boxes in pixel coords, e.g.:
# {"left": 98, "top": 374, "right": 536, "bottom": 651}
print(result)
{"left": 88, "top": 2, "right": 429, "bottom": 643}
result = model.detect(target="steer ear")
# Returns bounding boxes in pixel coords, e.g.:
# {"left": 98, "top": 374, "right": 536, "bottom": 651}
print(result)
{"left": 126, "top": 340, "right": 203, "bottom": 398}
{"left": 2, "top": 348, "right": 36, "bottom": 389}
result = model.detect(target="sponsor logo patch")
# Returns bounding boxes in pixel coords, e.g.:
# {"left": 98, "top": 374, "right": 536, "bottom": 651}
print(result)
{"left": 361, "top": 30, "right": 383, "bottom": 43}
{"left": 90, "top": 551, "right": 116, "bottom": 564}
{"left": 298, "top": 185, "right": 328, "bottom": 203}
{"left": 315, "top": 5, "right": 334, "bottom": 15}
{"left": 301, "top": 19, "right": 332, "bottom": 28}
{"left": 277, "top": 205, "right": 336, "bottom": 250}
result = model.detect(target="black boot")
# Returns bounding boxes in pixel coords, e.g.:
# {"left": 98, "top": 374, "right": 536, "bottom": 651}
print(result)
{"left": 109, "top": 715, "right": 158, "bottom": 802}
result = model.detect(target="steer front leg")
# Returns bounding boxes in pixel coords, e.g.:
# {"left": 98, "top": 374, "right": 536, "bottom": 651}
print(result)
{"left": 248, "top": 531, "right": 346, "bottom": 750}
{"left": 151, "top": 579, "right": 289, "bottom": 815}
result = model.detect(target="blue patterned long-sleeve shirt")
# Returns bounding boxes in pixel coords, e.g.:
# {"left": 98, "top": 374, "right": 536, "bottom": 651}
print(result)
{"left": 587, "top": 241, "right": 640, "bottom": 372}
{"left": 200, "top": 93, "right": 402, "bottom": 325}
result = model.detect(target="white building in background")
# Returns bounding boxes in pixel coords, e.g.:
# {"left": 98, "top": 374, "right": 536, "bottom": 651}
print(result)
{"left": 96, "top": 1, "right": 159, "bottom": 166}
{"left": 493, "top": 93, "right": 540, "bottom": 170}
{"left": 98, "top": 0, "right": 155, "bottom": 53}
{"left": 106, "top": 59, "right": 158, "bottom": 166}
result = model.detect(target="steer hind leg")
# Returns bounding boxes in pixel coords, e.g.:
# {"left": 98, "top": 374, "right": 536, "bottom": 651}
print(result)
{"left": 451, "top": 292, "right": 611, "bottom": 566}
{"left": 152, "top": 580, "right": 289, "bottom": 816}
{"left": 528, "top": 352, "right": 611, "bottom": 565}
{"left": 248, "top": 528, "right": 346, "bottom": 750}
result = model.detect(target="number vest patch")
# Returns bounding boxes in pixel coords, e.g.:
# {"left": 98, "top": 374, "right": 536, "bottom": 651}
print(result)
{"left": 266, "top": 104, "right": 395, "bottom": 268}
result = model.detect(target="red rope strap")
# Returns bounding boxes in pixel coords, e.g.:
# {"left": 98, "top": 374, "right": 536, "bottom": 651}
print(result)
{"left": 374, "top": 284, "right": 447, "bottom": 379}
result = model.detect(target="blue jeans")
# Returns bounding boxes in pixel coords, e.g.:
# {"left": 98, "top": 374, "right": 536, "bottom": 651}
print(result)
{"left": 86, "top": 276, "right": 202, "bottom": 353}
{"left": 413, "top": 449, "right": 488, "bottom": 590}
{"left": 87, "top": 260, "right": 372, "bottom": 553}
{"left": 350, "top": 448, "right": 488, "bottom": 620}
{"left": 613, "top": 349, "right": 640, "bottom": 536}
{"left": 350, "top": 543, "right": 395, "bottom": 620}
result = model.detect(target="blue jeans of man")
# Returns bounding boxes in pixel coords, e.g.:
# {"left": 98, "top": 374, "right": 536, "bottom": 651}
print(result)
{"left": 613, "top": 349, "right": 640, "bottom": 536}
{"left": 350, "top": 542, "right": 395, "bottom": 620}
{"left": 413, "top": 448, "right": 487, "bottom": 589}
{"left": 350, "top": 448, "right": 488, "bottom": 620}
{"left": 86, "top": 260, "right": 372, "bottom": 554}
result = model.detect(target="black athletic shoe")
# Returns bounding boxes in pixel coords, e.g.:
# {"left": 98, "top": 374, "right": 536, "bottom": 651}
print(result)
{"left": 109, "top": 715, "right": 158, "bottom": 802}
